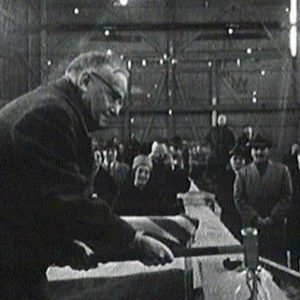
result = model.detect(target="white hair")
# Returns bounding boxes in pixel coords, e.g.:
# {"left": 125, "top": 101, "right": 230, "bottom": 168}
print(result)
{"left": 65, "top": 50, "right": 128, "bottom": 82}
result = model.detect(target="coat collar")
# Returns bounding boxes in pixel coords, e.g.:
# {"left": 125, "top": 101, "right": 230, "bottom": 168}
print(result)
{"left": 53, "top": 77, "right": 98, "bottom": 133}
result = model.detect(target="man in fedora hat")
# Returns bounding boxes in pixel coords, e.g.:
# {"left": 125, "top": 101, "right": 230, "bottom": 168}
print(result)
{"left": 234, "top": 134, "right": 292, "bottom": 265}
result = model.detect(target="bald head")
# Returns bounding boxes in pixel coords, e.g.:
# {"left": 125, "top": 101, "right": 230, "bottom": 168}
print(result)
{"left": 217, "top": 114, "right": 227, "bottom": 127}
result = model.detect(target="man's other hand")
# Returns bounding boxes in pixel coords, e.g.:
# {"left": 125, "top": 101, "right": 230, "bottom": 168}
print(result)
{"left": 132, "top": 231, "right": 174, "bottom": 266}
{"left": 257, "top": 216, "right": 274, "bottom": 228}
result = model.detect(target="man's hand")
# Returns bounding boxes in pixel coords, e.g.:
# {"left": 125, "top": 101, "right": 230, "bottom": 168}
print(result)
{"left": 131, "top": 231, "right": 174, "bottom": 266}
{"left": 257, "top": 216, "right": 274, "bottom": 228}
{"left": 56, "top": 240, "right": 98, "bottom": 271}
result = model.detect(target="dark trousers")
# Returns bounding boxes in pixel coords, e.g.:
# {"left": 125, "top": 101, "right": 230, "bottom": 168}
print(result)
{"left": 290, "top": 249, "right": 300, "bottom": 271}
{"left": 287, "top": 221, "right": 300, "bottom": 271}
{"left": 0, "top": 267, "right": 49, "bottom": 300}
{"left": 258, "top": 223, "right": 287, "bottom": 266}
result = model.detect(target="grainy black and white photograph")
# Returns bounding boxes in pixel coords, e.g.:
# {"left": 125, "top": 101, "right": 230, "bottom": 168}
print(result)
{"left": 0, "top": 0, "right": 300, "bottom": 299}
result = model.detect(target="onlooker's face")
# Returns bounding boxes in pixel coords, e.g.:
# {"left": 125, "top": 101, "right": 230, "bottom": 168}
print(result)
{"left": 84, "top": 65, "right": 128, "bottom": 128}
{"left": 152, "top": 144, "right": 168, "bottom": 164}
{"left": 244, "top": 126, "right": 253, "bottom": 139}
{"left": 217, "top": 115, "right": 227, "bottom": 127}
{"left": 106, "top": 148, "right": 117, "bottom": 162}
{"left": 94, "top": 150, "right": 102, "bottom": 171}
{"left": 291, "top": 143, "right": 300, "bottom": 155}
{"left": 230, "top": 155, "right": 245, "bottom": 171}
{"left": 134, "top": 165, "right": 151, "bottom": 188}
{"left": 251, "top": 146, "right": 270, "bottom": 163}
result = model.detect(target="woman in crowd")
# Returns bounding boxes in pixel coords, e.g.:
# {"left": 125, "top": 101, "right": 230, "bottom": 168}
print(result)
{"left": 113, "top": 155, "right": 160, "bottom": 215}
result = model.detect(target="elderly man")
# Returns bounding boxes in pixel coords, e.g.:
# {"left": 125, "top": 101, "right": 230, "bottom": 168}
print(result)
{"left": 0, "top": 51, "right": 173, "bottom": 299}
{"left": 234, "top": 134, "right": 292, "bottom": 265}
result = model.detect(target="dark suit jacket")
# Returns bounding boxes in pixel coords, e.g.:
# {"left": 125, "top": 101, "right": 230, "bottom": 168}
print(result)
{"left": 0, "top": 77, "right": 135, "bottom": 270}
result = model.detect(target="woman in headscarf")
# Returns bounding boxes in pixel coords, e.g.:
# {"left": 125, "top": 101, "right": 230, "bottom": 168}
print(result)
{"left": 113, "top": 154, "right": 160, "bottom": 215}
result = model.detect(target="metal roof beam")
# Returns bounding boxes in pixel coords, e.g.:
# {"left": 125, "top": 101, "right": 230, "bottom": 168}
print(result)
{"left": 43, "top": 21, "right": 282, "bottom": 32}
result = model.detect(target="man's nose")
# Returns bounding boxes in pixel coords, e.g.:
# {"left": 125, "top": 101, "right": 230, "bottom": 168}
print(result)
{"left": 110, "top": 101, "right": 123, "bottom": 116}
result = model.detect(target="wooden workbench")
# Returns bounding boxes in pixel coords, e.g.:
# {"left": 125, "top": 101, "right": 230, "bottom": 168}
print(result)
{"left": 47, "top": 181, "right": 287, "bottom": 299}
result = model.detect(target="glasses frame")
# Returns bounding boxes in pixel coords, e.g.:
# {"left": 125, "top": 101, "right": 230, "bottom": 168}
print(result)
{"left": 90, "top": 71, "right": 124, "bottom": 104}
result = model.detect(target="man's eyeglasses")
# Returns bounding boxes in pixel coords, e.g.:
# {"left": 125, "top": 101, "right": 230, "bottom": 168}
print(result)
{"left": 90, "top": 71, "right": 124, "bottom": 103}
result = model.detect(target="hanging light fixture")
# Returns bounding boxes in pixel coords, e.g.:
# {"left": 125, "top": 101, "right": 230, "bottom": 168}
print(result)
{"left": 119, "top": 0, "right": 128, "bottom": 6}
{"left": 289, "top": 0, "right": 298, "bottom": 57}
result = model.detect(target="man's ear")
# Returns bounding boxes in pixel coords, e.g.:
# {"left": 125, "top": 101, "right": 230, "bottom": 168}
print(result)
{"left": 78, "top": 72, "right": 90, "bottom": 92}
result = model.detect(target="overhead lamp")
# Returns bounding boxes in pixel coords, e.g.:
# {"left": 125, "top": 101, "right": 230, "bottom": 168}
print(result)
{"left": 127, "top": 60, "right": 132, "bottom": 70}
{"left": 253, "top": 90, "right": 257, "bottom": 96}
{"left": 168, "top": 109, "right": 173, "bottom": 116}
{"left": 141, "top": 59, "right": 147, "bottom": 67}
{"left": 120, "top": 54, "right": 124, "bottom": 60}
{"left": 154, "top": 84, "right": 158, "bottom": 89}
{"left": 289, "top": 0, "right": 297, "bottom": 57}
{"left": 73, "top": 7, "right": 80, "bottom": 15}
{"left": 252, "top": 96, "right": 257, "bottom": 103}
{"left": 246, "top": 48, "right": 252, "bottom": 54}
{"left": 119, "top": 0, "right": 128, "bottom": 6}
{"left": 159, "top": 58, "right": 164, "bottom": 65}
{"left": 104, "top": 30, "right": 110, "bottom": 36}
{"left": 261, "top": 70, "right": 266, "bottom": 76}
{"left": 208, "top": 61, "right": 212, "bottom": 67}
{"left": 228, "top": 28, "right": 234, "bottom": 35}
{"left": 47, "top": 60, "right": 52, "bottom": 66}
{"left": 290, "top": 0, "right": 297, "bottom": 24}
{"left": 147, "top": 93, "right": 151, "bottom": 98}
{"left": 237, "top": 58, "right": 241, "bottom": 67}
{"left": 163, "top": 53, "right": 168, "bottom": 60}
{"left": 130, "top": 117, "right": 135, "bottom": 123}
{"left": 290, "top": 25, "right": 297, "bottom": 57}
{"left": 106, "top": 49, "right": 112, "bottom": 56}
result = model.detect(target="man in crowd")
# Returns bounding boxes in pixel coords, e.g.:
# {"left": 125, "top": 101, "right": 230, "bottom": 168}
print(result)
{"left": 205, "top": 114, "right": 236, "bottom": 181}
{"left": 149, "top": 140, "right": 190, "bottom": 214}
{"left": 216, "top": 144, "right": 245, "bottom": 241}
{"left": 282, "top": 141, "right": 300, "bottom": 175}
{"left": 284, "top": 143, "right": 300, "bottom": 270}
{"left": 0, "top": 51, "right": 174, "bottom": 299}
{"left": 237, "top": 125, "right": 254, "bottom": 164}
{"left": 234, "top": 134, "right": 292, "bottom": 265}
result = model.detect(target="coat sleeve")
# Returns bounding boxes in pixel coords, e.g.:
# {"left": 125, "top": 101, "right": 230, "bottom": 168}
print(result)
{"left": 12, "top": 105, "right": 135, "bottom": 249}
{"left": 234, "top": 171, "right": 259, "bottom": 226}
{"left": 270, "top": 166, "right": 293, "bottom": 221}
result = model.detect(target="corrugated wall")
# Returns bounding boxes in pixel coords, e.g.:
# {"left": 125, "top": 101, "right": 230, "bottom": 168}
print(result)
{"left": 0, "top": 0, "right": 41, "bottom": 105}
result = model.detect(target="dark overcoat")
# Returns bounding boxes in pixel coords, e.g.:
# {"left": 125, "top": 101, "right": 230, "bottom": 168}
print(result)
{"left": 0, "top": 78, "right": 135, "bottom": 272}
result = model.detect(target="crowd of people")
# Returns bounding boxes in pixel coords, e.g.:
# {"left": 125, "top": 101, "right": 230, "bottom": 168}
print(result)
{"left": 92, "top": 137, "right": 191, "bottom": 216}
{"left": 91, "top": 112, "right": 300, "bottom": 270}
{"left": 200, "top": 114, "right": 298, "bottom": 271}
